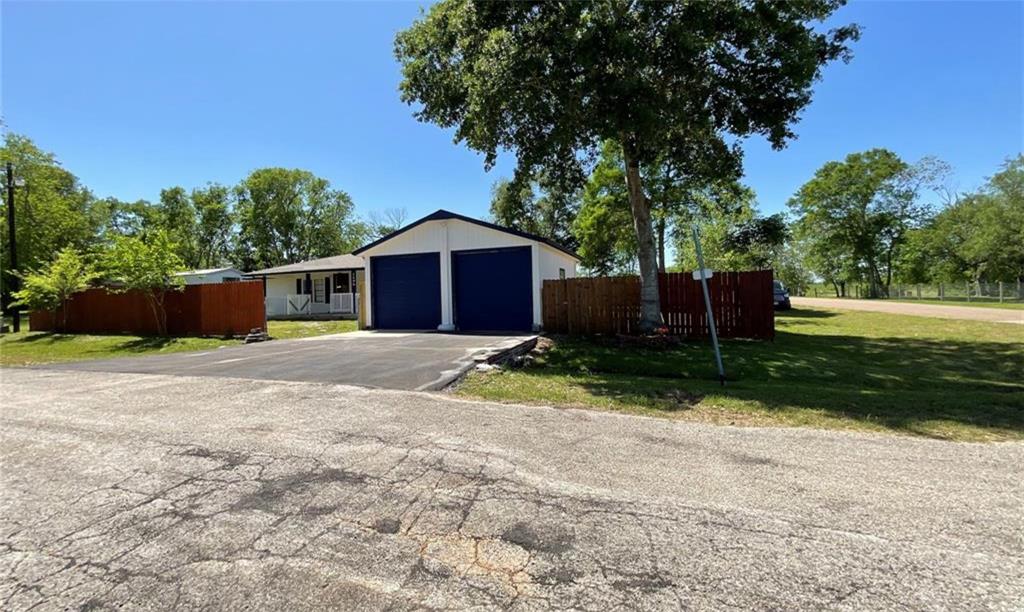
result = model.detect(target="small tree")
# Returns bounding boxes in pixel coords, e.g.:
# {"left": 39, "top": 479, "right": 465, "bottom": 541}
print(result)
{"left": 103, "top": 231, "right": 185, "bottom": 335}
{"left": 13, "top": 248, "right": 98, "bottom": 333}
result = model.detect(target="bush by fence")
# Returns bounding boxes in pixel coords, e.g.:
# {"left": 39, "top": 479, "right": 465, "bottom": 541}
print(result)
{"left": 542, "top": 270, "right": 775, "bottom": 339}
{"left": 29, "top": 281, "right": 266, "bottom": 337}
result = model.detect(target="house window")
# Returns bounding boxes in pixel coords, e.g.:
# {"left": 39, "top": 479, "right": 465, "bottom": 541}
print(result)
{"left": 559, "top": 268, "right": 566, "bottom": 280}
{"left": 295, "top": 278, "right": 303, "bottom": 294}
{"left": 313, "top": 278, "right": 326, "bottom": 303}
{"left": 333, "top": 272, "right": 352, "bottom": 294}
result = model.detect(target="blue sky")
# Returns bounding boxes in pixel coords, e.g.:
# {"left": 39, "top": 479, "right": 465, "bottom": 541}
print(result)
{"left": 3, "top": 1, "right": 1021, "bottom": 222}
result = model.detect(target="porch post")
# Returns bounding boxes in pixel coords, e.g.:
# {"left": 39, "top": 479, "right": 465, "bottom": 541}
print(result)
{"left": 438, "top": 221, "right": 455, "bottom": 331}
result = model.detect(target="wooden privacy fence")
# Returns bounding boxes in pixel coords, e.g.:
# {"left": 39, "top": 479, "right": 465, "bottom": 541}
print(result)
{"left": 542, "top": 270, "right": 775, "bottom": 339}
{"left": 30, "top": 281, "right": 266, "bottom": 337}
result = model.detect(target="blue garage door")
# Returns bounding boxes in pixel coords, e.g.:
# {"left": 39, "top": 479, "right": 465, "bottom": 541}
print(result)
{"left": 371, "top": 253, "right": 441, "bottom": 330}
{"left": 452, "top": 246, "right": 533, "bottom": 332}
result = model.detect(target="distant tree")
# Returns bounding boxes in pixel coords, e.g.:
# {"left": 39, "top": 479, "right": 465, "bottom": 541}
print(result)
{"left": 788, "top": 149, "right": 947, "bottom": 297}
{"left": 366, "top": 207, "right": 409, "bottom": 239}
{"left": 396, "top": 0, "right": 858, "bottom": 331}
{"left": 156, "top": 187, "right": 200, "bottom": 268}
{"left": 192, "top": 183, "right": 234, "bottom": 268}
{"left": 96, "top": 197, "right": 159, "bottom": 239}
{"left": 102, "top": 231, "right": 185, "bottom": 336}
{"left": 722, "top": 214, "right": 790, "bottom": 270}
{"left": 490, "top": 170, "right": 581, "bottom": 251}
{"left": 903, "top": 156, "right": 1024, "bottom": 284}
{"left": 234, "top": 168, "right": 362, "bottom": 270}
{"left": 13, "top": 248, "right": 98, "bottom": 332}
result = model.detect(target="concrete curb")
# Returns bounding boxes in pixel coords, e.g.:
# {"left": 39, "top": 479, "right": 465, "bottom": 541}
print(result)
{"left": 418, "top": 335, "right": 539, "bottom": 392}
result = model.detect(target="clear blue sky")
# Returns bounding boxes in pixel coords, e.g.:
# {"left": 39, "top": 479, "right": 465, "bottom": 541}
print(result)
{"left": 3, "top": 1, "right": 1021, "bottom": 221}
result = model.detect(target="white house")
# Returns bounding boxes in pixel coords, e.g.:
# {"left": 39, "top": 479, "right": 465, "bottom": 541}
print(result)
{"left": 352, "top": 209, "right": 578, "bottom": 332}
{"left": 175, "top": 267, "right": 244, "bottom": 285}
{"left": 246, "top": 254, "right": 363, "bottom": 319}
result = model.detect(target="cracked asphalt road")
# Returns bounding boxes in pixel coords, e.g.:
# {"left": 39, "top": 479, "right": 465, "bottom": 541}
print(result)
{"left": 2, "top": 369, "right": 1022, "bottom": 610}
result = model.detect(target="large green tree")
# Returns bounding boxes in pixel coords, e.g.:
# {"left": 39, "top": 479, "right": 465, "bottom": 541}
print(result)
{"left": 789, "top": 149, "right": 947, "bottom": 297}
{"left": 395, "top": 0, "right": 858, "bottom": 331}
{"left": 902, "top": 156, "right": 1024, "bottom": 284}
{"left": 1, "top": 134, "right": 107, "bottom": 305}
{"left": 157, "top": 186, "right": 200, "bottom": 268}
{"left": 234, "top": 168, "right": 363, "bottom": 270}
{"left": 490, "top": 170, "right": 580, "bottom": 251}
{"left": 192, "top": 183, "right": 235, "bottom": 268}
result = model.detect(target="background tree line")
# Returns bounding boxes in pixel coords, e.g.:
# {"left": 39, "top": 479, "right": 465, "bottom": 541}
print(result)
{"left": 488, "top": 144, "right": 1021, "bottom": 297}
{"left": 0, "top": 132, "right": 400, "bottom": 281}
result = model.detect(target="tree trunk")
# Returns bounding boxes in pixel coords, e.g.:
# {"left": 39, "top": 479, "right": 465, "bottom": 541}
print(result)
{"left": 146, "top": 292, "right": 165, "bottom": 336}
{"left": 656, "top": 215, "right": 667, "bottom": 273}
{"left": 621, "top": 140, "right": 662, "bottom": 333}
{"left": 832, "top": 281, "right": 840, "bottom": 298}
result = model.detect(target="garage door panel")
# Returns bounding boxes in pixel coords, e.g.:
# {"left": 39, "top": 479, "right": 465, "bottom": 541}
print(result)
{"left": 452, "top": 247, "right": 532, "bottom": 332}
{"left": 372, "top": 253, "right": 441, "bottom": 330}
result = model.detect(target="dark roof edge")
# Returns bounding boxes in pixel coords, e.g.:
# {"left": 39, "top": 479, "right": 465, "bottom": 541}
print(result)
{"left": 351, "top": 209, "right": 580, "bottom": 260}
{"left": 243, "top": 266, "right": 364, "bottom": 277}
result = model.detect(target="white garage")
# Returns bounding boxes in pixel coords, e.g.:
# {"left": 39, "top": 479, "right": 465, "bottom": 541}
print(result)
{"left": 352, "top": 210, "right": 578, "bottom": 332}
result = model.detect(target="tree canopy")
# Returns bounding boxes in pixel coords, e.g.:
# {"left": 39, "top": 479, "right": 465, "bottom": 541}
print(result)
{"left": 396, "top": 0, "right": 858, "bottom": 330}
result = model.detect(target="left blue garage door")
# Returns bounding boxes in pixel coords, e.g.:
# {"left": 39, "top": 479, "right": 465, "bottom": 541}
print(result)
{"left": 371, "top": 252, "right": 441, "bottom": 330}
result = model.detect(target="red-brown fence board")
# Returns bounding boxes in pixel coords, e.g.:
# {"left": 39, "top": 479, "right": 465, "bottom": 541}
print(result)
{"left": 542, "top": 270, "right": 774, "bottom": 340}
{"left": 29, "top": 281, "right": 266, "bottom": 337}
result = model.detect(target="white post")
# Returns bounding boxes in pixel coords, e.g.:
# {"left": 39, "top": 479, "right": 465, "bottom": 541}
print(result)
{"left": 692, "top": 225, "right": 725, "bottom": 386}
{"left": 939, "top": 283, "right": 943, "bottom": 300}
{"left": 966, "top": 281, "right": 971, "bottom": 302}
{"left": 999, "top": 281, "right": 1004, "bottom": 303}
{"left": 437, "top": 221, "right": 455, "bottom": 331}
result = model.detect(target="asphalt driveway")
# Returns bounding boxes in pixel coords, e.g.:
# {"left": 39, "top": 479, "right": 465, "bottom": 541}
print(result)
{"left": 2, "top": 369, "right": 1022, "bottom": 610}
{"left": 36, "top": 331, "right": 533, "bottom": 390}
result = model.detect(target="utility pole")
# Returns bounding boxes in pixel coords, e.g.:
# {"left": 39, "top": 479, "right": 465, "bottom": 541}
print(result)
{"left": 4, "top": 162, "right": 19, "bottom": 332}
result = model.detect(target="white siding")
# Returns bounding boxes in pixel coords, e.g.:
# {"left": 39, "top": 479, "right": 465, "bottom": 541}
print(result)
{"left": 359, "top": 219, "right": 578, "bottom": 330}
{"left": 262, "top": 271, "right": 362, "bottom": 317}
{"left": 178, "top": 268, "right": 244, "bottom": 285}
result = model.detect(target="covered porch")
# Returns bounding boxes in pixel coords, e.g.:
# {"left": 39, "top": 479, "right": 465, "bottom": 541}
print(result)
{"left": 245, "top": 255, "right": 365, "bottom": 320}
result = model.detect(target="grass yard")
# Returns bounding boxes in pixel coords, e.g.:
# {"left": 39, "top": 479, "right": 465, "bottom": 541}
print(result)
{"left": 884, "top": 298, "right": 1024, "bottom": 310}
{"left": 267, "top": 319, "right": 358, "bottom": 339}
{"left": 0, "top": 319, "right": 357, "bottom": 367}
{"left": 457, "top": 307, "right": 1024, "bottom": 441}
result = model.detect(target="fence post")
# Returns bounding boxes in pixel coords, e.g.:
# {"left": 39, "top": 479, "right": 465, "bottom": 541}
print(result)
{"left": 966, "top": 281, "right": 971, "bottom": 302}
{"left": 999, "top": 281, "right": 1004, "bottom": 303}
{"left": 916, "top": 284, "right": 921, "bottom": 299}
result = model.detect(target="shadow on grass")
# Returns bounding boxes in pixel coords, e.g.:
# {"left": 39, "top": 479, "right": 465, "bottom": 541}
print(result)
{"left": 115, "top": 336, "right": 179, "bottom": 352}
{"left": 525, "top": 330, "right": 1024, "bottom": 438}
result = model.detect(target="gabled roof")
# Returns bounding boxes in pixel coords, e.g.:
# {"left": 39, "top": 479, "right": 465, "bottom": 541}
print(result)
{"left": 245, "top": 254, "right": 365, "bottom": 276}
{"left": 352, "top": 209, "right": 580, "bottom": 260}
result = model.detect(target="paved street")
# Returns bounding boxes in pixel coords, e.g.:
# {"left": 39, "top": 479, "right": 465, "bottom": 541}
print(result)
{"left": 792, "top": 297, "right": 1024, "bottom": 324}
{"left": 36, "top": 331, "right": 533, "bottom": 390}
{"left": 2, "top": 368, "right": 1022, "bottom": 610}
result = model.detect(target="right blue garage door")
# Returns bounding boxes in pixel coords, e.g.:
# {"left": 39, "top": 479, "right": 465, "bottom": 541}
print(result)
{"left": 452, "top": 246, "right": 533, "bottom": 332}
{"left": 371, "top": 252, "right": 442, "bottom": 330}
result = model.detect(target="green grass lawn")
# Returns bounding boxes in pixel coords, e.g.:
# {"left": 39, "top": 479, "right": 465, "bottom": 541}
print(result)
{"left": 886, "top": 298, "right": 1024, "bottom": 310}
{"left": 456, "top": 307, "right": 1024, "bottom": 442}
{"left": 267, "top": 319, "right": 358, "bottom": 339}
{"left": 0, "top": 319, "right": 357, "bottom": 367}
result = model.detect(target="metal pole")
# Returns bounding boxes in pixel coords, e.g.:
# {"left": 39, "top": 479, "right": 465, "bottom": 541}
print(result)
{"left": 4, "top": 162, "right": 18, "bottom": 333}
{"left": 691, "top": 225, "right": 725, "bottom": 386}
